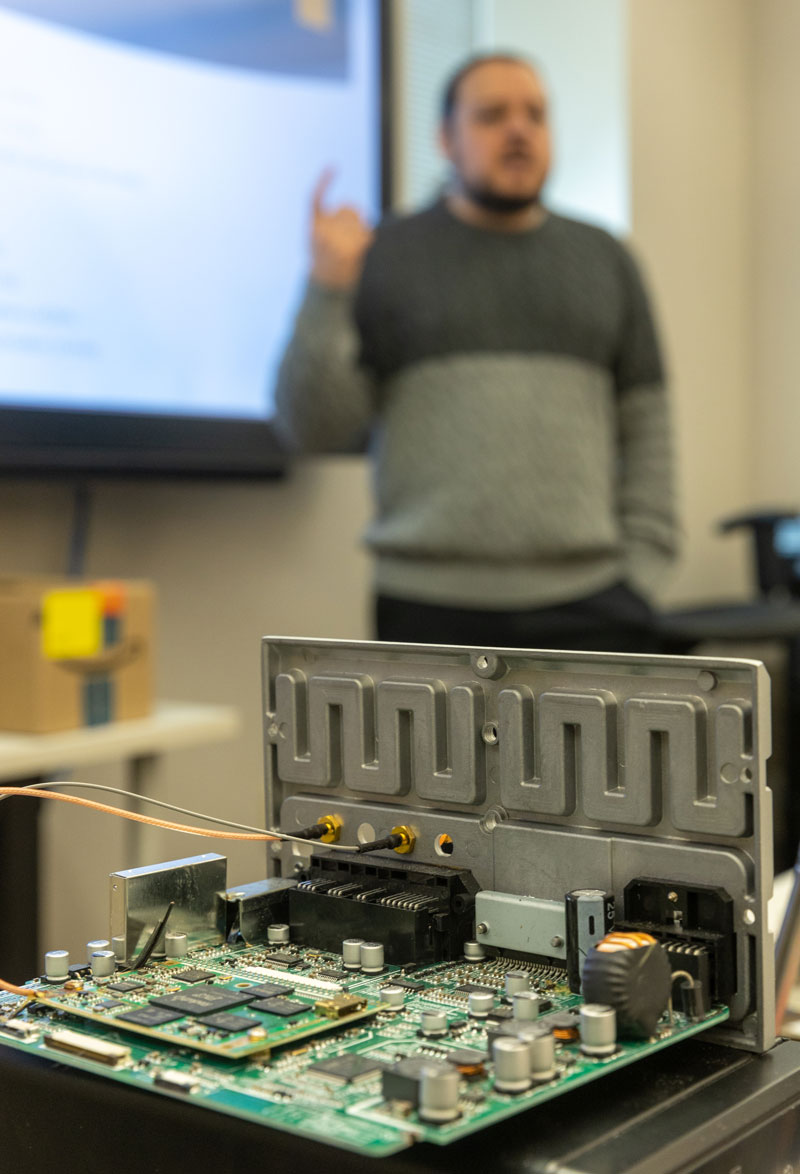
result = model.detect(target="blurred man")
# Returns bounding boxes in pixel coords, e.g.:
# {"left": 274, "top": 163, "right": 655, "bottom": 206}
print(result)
{"left": 275, "top": 54, "right": 678, "bottom": 650}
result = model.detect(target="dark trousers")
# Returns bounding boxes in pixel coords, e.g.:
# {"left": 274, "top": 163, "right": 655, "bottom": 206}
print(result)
{"left": 375, "top": 581, "right": 660, "bottom": 654}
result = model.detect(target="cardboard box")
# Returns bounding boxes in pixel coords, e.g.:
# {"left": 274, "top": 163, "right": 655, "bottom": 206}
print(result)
{"left": 0, "top": 576, "right": 154, "bottom": 733}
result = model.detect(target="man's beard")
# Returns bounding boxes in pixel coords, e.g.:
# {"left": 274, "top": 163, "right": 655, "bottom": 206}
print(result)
{"left": 461, "top": 179, "right": 542, "bottom": 215}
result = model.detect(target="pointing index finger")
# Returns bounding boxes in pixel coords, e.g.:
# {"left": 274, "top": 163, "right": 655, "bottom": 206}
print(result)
{"left": 312, "top": 168, "right": 336, "bottom": 217}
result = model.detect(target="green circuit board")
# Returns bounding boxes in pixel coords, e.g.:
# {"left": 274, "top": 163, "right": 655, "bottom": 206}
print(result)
{"left": 0, "top": 941, "right": 729, "bottom": 1157}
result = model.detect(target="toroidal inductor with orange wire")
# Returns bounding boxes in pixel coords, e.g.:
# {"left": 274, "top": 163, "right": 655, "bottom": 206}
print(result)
{"left": 581, "top": 931, "right": 673, "bottom": 1038}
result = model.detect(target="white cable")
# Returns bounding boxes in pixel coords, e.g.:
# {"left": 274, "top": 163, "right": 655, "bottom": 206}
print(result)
{"left": 0, "top": 779, "right": 361, "bottom": 851}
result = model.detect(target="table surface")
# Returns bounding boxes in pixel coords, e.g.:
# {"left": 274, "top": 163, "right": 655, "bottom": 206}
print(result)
{"left": 0, "top": 700, "right": 242, "bottom": 781}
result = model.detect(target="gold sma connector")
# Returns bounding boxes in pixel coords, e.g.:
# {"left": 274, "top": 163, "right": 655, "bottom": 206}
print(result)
{"left": 317, "top": 814, "right": 343, "bottom": 843}
{"left": 389, "top": 825, "right": 415, "bottom": 854}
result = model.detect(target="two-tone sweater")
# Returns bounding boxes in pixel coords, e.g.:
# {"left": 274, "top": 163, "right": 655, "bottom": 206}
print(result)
{"left": 274, "top": 200, "right": 679, "bottom": 609}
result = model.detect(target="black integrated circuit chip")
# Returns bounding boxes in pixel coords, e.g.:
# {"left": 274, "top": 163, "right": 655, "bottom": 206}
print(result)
{"left": 309, "top": 1054, "right": 383, "bottom": 1084}
{"left": 390, "top": 978, "right": 425, "bottom": 992}
{"left": 198, "top": 1012, "right": 263, "bottom": 1034}
{"left": 249, "top": 997, "right": 310, "bottom": 1018}
{"left": 151, "top": 987, "right": 254, "bottom": 1016}
{"left": 173, "top": 968, "right": 217, "bottom": 984}
{"left": 108, "top": 980, "right": 147, "bottom": 993}
{"left": 455, "top": 983, "right": 497, "bottom": 995}
{"left": 262, "top": 952, "right": 296, "bottom": 967}
{"left": 116, "top": 1005, "right": 184, "bottom": 1027}
{"left": 240, "top": 982, "right": 295, "bottom": 999}
{"left": 95, "top": 999, "right": 127, "bottom": 1012}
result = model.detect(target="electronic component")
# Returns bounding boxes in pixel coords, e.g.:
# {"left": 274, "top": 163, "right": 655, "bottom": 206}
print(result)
{"left": 249, "top": 998, "right": 309, "bottom": 1018}
{"left": 314, "top": 994, "right": 368, "bottom": 1019}
{"left": 107, "top": 980, "right": 147, "bottom": 994}
{"left": 581, "top": 932, "right": 672, "bottom": 1038}
{"left": 150, "top": 987, "right": 254, "bottom": 1016}
{"left": 240, "top": 982, "right": 295, "bottom": 999}
{"left": 308, "top": 1054, "right": 383, "bottom": 1084}
{"left": 579, "top": 1004, "right": 617, "bottom": 1056}
{"left": 513, "top": 991, "right": 540, "bottom": 1020}
{"left": 342, "top": 938, "right": 363, "bottom": 970}
{"left": 420, "top": 1010, "right": 448, "bottom": 1037}
{"left": 468, "top": 991, "right": 494, "bottom": 1018}
{"left": 153, "top": 1070, "right": 200, "bottom": 1094}
{"left": 565, "top": 889, "right": 615, "bottom": 993}
{"left": 44, "top": 950, "right": 69, "bottom": 984}
{"left": 115, "top": 1006, "right": 184, "bottom": 1027}
{"left": 492, "top": 1036, "right": 532, "bottom": 1093}
{"left": 360, "top": 942, "right": 384, "bottom": 973}
{"left": 164, "top": 932, "right": 188, "bottom": 959}
{"left": 290, "top": 853, "right": 478, "bottom": 966}
{"left": 110, "top": 854, "right": 227, "bottom": 964}
{"left": 418, "top": 1062, "right": 460, "bottom": 1123}
{"left": 89, "top": 950, "right": 116, "bottom": 978}
{"left": 43, "top": 1028, "right": 131, "bottom": 1067}
{"left": 266, "top": 924, "right": 290, "bottom": 945}
{"left": 200, "top": 1013, "right": 264, "bottom": 1034}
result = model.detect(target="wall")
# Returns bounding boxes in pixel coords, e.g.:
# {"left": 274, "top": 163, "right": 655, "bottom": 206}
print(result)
{"left": 752, "top": 0, "right": 800, "bottom": 506}
{"left": 629, "top": 0, "right": 755, "bottom": 605}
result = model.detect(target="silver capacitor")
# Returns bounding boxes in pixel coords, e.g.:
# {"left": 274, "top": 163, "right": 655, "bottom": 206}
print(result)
{"left": 468, "top": 991, "right": 494, "bottom": 1018}
{"left": 86, "top": 939, "right": 110, "bottom": 963}
{"left": 165, "top": 931, "right": 188, "bottom": 959}
{"left": 44, "top": 950, "right": 70, "bottom": 983}
{"left": 420, "top": 1009, "right": 448, "bottom": 1037}
{"left": 579, "top": 1003, "right": 617, "bottom": 1056}
{"left": 267, "top": 923, "right": 290, "bottom": 945}
{"left": 512, "top": 990, "right": 540, "bottom": 1020}
{"left": 342, "top": 938, "right": 364, "bottom": 970}
{"left": 90, "top": 950, "right": 116, "bottom": 978}
{"left": 504, "top": 970, "right": 530, "bottom": 997}
{"left": 463, "top": 940, "right": 486, "bottom": 961}
{"left": 360, "top": 941, "right": 384, "bottom": 973}
{"left": 527, "top": 1028, "right": 556, "bottom": 1080}
{"left": 381, "top": 985, "right": 405, "bottom": 1009}
{"left": 492, "top": 1036, "right": 532, "bottom": 1094}
{"left": 418, "top": 1062, "right": 460, "bottom": 1123}
{"left": 111, "top": 936, "right": 127, "bottom": 963}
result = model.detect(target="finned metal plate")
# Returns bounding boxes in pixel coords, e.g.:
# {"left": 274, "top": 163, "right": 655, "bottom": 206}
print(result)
{"left": 262, "top": 637, "right": 774, "bottom": 1052}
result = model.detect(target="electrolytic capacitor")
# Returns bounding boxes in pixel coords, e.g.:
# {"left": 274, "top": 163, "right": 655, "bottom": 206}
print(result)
{"left": 421, "top": 1010, "right": 448, "bottom": 1037}
{"left": 512, "top": 990, "right": 540, "bottom": 1020}
{"left": 579, "top": 1003, "right": 617, "bottom": 1056}
{"left": 565, "top": 889, "right": 615, "bottom": 993}
{"left": 381, "top": 984, "right": 405, "bottom": 1009}
{"left": 527, "top": 1027, "right": 556, "bottom": 1080}
{"left": 360, "top": 942, "right": 384, "bottom": 973}
{"left": 463, "top": 940, "right": 486, "bottom": 961}
{"left": 86, "top": 939, "right": 110, "bottom": 963}
{"left": 267, "top": 923, "right": 290, "bottom": 945}
{"left": 492, "top": 1036, "right": 532, "bottom": 1093}
{"left": 468, "top": 991, "right": 494, "bottom": 1018}
{"left": 44, "top": 950, "right": 70, "bottom": 983}
{"left": 342, "top": 938, "right": 364, "bottom": 970}
{"left": 418, "top": 1062, "right": 460, "bottom": 1123}
{"left": 165, "top": 931, "right": 188, "bottom": 959}
{"left": 504, "top": 970, "right": 530, "bottom": 997}
{"left": 90, "top": 950, "right": 116, "bottom": 978}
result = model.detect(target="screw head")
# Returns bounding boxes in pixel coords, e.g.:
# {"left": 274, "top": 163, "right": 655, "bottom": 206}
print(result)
{"left": 476, "top": 922, "right": 488, "bottom": 935}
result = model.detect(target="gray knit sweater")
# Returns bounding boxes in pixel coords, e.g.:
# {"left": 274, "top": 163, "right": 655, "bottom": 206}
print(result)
{"left": 274, "top": 201, "right": 679, "bottom": 609}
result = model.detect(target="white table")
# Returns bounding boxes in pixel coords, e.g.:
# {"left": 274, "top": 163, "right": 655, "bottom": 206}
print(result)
{"left": 0, "top": 701, "right": 242, "bottom": 981}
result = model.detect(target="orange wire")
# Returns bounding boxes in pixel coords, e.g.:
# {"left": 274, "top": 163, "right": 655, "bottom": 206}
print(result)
{"left": 0, "top": 788, "right": 279, "bottom": 842}
{"left": 0, "top": 789, "right": 285, "bottom": 1004}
